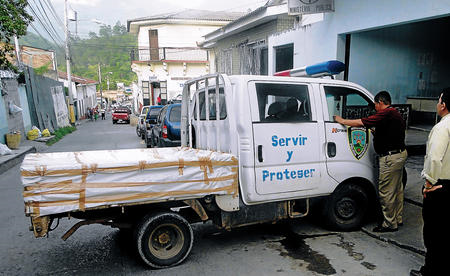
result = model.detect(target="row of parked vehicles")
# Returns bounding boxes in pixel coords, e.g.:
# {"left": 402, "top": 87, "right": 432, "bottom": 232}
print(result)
{"left": 136, "top": 104, "right": 181, "bottom": 148}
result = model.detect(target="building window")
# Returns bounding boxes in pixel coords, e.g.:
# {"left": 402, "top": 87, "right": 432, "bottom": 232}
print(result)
{"left": 149, "top": 29, "right": 159, "bottom": 60}
{"left": 218, "top": 49, "right": 232, "bottom": 75}
{"left": 142, "top": 81, "right": 150, "bottom": 106}
{"left": 275, "top": 44, "right": 294, "bottom": 73}
{"left": 238, "top": 41, "right": 267, "bottom": 75}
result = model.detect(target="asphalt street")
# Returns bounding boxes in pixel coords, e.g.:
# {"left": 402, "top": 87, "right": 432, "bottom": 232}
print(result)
{"left": 0, "top": 115, "right": 425, "bottom": 275}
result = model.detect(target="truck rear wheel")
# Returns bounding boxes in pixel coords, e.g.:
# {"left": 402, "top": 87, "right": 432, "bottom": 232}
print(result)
{"left": 135, "top": 212, "right": 193, "bottom": 268}
{"left": 323, "top": 183, "right": 368, "bottom": 231}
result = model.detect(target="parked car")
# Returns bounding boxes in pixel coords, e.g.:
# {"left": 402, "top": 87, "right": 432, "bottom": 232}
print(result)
{"left": 151, "top": 104, "right": 181, "bottom": 147}
{"left": 112, "top": 107, "right": 131, "bottom": 124}
{"left": 143, "top": 105, "right": 163, "bottom": 147}
{"left": 136, "top": 105, "right": 150, "bottom": 138}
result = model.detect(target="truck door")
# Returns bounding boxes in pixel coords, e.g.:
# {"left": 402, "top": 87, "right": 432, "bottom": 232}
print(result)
{"left": 320, "top": 84, "right": 377, "bottom": 184}
{"left": 250, "top": 82, "right": 324, "bottom": 197}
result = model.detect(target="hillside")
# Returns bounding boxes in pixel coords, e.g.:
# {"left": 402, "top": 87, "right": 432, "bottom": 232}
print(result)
{"left": 20, "top": 21, "right": 137, "bottom": 90}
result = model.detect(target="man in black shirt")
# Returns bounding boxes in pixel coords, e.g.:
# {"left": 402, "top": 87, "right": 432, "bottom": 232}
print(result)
{"left": 335, "top": 91, "right": 407, "bottom": 232}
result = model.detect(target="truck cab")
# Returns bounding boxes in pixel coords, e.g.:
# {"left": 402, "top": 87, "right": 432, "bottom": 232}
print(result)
{"left": 182, "top": 70, "right": 378, "bottom": 230}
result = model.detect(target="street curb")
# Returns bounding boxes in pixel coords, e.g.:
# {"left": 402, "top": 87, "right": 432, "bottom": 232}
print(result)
{"left": 361, "top": 228, "right": 426, "bottom": 256}
{"left": 0, "top": 146, "right": 36, "bottom": 175}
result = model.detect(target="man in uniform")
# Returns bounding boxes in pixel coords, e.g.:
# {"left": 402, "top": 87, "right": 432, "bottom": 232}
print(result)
{"left": 411, "top": 88, "right": 450, "bottom": 276}
{"left": 334, "top": 91, "right": 407, "bottom": 232}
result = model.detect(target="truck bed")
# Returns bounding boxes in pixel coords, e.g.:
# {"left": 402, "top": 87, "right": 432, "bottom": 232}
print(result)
{"left": 21, "top": 147, "right": 238, "bottom": 218}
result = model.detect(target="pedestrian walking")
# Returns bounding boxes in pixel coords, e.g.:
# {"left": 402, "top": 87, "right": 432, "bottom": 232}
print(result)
{"left": 410, "top": 88, "right": 450, "bottom": 276}
{"left": 89, "top": 108, "right": 94, "bottom": 121}
{"left": 101, "top": 109, "right": 105, "bottom": 120}
{"left": 334, "top": 91, "right": 407, "bottom": 232}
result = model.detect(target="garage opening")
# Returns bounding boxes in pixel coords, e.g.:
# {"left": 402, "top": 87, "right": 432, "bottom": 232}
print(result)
{"left": 344, "top": 16, "right": 450, "bottom": 127}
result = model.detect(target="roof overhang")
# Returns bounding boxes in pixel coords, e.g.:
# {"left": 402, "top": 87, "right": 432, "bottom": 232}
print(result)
{"left": 127, "top": 18, "right": 232, "bottom": 34}
{"left": 199, "top": 4, "right": 287, "bottom": 48}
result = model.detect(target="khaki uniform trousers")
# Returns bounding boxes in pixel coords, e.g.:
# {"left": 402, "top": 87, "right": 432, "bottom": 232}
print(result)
{"left": 378, "top": 150, "right": 408, "bottom": 229}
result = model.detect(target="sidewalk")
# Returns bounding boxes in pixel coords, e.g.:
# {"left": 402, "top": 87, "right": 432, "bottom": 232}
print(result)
{"left": 0, "top": 127, "right": 430, "bottom": 256}
{"left": 363, "top": 128, "right": 429, "bottom": 256}
{"left": 0, "top": 119, "right": 91, "bottom": 175}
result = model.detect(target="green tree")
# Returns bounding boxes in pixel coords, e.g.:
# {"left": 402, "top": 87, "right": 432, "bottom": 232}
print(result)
{"left": 60, "top": 21, "right": 137, "bottom": 90}
{"left": 98, "top": 24, "right": 112, "bottom": 38}
{"left": 0, "top": 0, "right": 33, "bottom": 70}
{"left": 112, "top": 21, "right": 126, "bottom": 35}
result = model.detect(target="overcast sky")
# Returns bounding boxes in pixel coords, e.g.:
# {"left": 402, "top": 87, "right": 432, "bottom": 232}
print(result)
{"left": 32, "top": 0, "right": 267, "bottom": 42}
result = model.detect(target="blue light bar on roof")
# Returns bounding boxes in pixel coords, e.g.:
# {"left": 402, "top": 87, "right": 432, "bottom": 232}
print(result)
{"left": 305, "top": 60, "right": 345, "bottom": 76}
{"left": 274, "top": 60, "right": 345, "bottom": 77}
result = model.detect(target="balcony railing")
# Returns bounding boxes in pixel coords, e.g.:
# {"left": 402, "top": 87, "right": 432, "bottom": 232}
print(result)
{"left": 131, "top": 47, "right": 208, "bottom": 62}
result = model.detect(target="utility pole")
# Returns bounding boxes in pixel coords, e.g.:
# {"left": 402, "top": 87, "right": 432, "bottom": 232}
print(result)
{"left": 64, "top": 0, "right": 75, "bottom": 124}
{"left": 13, "top": 35, "right": 21, "bottom": 67}
{"left": 98, "top": 63, "right": 103, "bottom": 109}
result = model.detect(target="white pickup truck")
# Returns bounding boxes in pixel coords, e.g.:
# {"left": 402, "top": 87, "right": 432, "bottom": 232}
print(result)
{"left": 22, "top": 61, "right": 379, "bottom": 269}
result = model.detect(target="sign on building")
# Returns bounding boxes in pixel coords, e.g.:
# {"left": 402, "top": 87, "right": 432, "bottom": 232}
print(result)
{"left": 288, "top": 0, "right": 334, "bottom": 15}
{"left": 51, "top": 86, "right": 70, "bottom": 128}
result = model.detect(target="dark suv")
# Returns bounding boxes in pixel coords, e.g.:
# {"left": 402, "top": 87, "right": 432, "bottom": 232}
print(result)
{"left": 143, "top": 105, "right": 163, "bottom": 148}
{"left": 151, "top": 104, "right": 181, "bottom": 147}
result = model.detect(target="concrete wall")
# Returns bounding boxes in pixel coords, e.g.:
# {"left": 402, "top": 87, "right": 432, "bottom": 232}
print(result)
{"left": 25, "top": 68, "right": 67, "bottom": 132}
{"left": 0, "top": 84, "right": 8, "bottom": 144}
{"left": 0, "top": 78, "right": 25, "bottom": 143}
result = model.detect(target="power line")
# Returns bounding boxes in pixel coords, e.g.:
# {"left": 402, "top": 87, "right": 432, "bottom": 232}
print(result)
{"left": 28, "top": 23, "right": 61, "bottom": 51}
{"left": 27, "top": 0, "right": 64, "bottom": 46}
{"left": 33, "top": 0, "right": 65, "bottom": 43}
{"left": 44, "top": 0, "right": 65, "bottom": 29}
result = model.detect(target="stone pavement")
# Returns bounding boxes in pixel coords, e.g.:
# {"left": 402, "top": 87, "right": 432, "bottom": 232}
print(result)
{"left": 0, "top": 127, "right": 430, "bottom": 257}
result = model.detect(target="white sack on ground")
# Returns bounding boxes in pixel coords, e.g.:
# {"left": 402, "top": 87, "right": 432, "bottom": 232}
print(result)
{"left": 21, "top": 147, "right": 238, "bottom": 217}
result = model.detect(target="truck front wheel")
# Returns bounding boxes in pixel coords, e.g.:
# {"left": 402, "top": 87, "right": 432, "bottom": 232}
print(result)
{"left": 135, "top": 212, "right": 193, "bottom": 268}
{"left": 323, "top": 183, "right": 368, "bottom": 231}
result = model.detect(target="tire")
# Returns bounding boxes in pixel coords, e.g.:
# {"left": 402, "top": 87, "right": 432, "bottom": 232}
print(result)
{"left": 135, "top": 212, "right": 193, "bottom": 268}
{"left": 136, "top": 126, "right": 140, "bottom": 137}
{"left": 323, "top": 183, "right": 368, "bottom": 231}
{"left": 113, "top": 120, "right": 116, "bottom": 124}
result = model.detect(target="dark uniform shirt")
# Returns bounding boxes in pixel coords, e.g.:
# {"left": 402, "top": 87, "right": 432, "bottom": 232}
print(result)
{"left": 361, "top": 106, "right": 405, "bottom": 154}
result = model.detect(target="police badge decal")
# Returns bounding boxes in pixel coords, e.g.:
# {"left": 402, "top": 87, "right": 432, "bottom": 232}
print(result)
{"left": 347, "top": 127, "right": 369, "bottom": 160}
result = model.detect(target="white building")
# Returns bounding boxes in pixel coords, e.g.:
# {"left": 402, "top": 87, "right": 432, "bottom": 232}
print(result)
{"left": 127, "top": 9, "right": 243, "bottom": 109}
{"left": 58, "top": 72, "right": 98, "bottom": 119}
{"left": 268, "top": 0, "right": 450, "bottom": 105}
